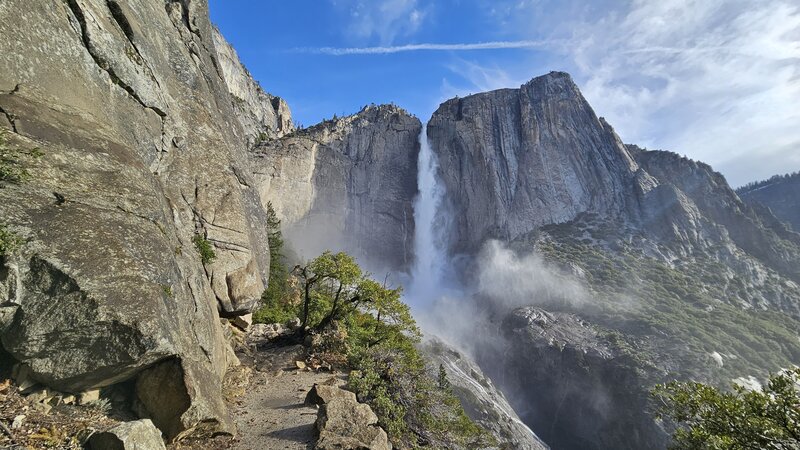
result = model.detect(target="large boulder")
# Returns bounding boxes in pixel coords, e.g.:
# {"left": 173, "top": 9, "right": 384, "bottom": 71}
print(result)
{"left": 311, "top": 385, "right": 391, "bottom": 450}
{"left": 88, "top": 419, "right": 166, "bottom": 450}
{"left": 305, "top": 382, "right": 357, "bottom": 405}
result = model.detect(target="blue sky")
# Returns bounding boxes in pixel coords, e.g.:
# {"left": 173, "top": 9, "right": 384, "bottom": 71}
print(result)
{"left": 209, "top": 0, "right": 800, "bottom": 186}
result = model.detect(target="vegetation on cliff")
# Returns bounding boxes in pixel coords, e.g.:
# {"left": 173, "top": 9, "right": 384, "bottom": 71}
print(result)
{"left": 534, "top": 219, "right": 800, "bottom": 383}
{"left": 654, "top": 368, "right": 800, "bottom": 449}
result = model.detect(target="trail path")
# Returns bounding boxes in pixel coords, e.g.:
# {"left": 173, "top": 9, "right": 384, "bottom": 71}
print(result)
{"left": 229, "top": 342, "right": 341, "bottom": 450}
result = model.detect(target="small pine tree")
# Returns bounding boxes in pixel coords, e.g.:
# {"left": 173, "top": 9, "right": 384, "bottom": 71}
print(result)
{"left": 254, "top": 202, "right": 292, "bottom": 324}
{"left": 438, "top": 364, "right": 451, "bottom": 391}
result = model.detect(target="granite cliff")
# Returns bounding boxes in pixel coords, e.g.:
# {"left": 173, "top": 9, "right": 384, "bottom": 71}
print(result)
{"left": 0, "top": 0, "right": 288, "bottom": 441}
{"left": 251, "top": 105, "right": 421, "bottom": 273}
{"left": 429, "top": 72, "right": 800, "bottom": 449}
{"left": 737, "top": 172, "right": 800, "bottom": 232}
{"left": 0, "top": 1, "right": 422, "bottom": 443}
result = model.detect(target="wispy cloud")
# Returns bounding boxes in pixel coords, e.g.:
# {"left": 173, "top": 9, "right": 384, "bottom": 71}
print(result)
{"left": 330, "top": 0, "right": 429, "bottom": 45}
{"left": 451, "top": 0, "right": 800, "bottom": 186}
{"left": 299, "top": 40, "right": 553, "bottom": 55}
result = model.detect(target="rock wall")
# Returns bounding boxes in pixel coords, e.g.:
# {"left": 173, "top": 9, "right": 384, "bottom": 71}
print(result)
{"left": 0, "top": 0, "right": 281, "bottom": 440}
{"left": 212, "top": 26, "right": 293, "bottom": 144}
{"left": 421, "top": 338, "right": 549, "bottom": 450}
{"left": 251, "top": 105, "right": 421, "bottom": 273}
{"left": 483, "top": 308, "right": 668, "bottom": 450}
{"left": 428, "top": 72, "right": 641, "bottom": 254}
{"left": 430, "top": 72, "right": 800, "bottom": 312}
{"left": 737, "top": 172, "right": 800, "bottom": 232}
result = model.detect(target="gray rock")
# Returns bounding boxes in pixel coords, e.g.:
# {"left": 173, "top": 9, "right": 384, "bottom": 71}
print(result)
{"left": 248, "top": 322, "right": 287, "bottom": 341}
{"left": 421, "top": 338, "right": 549, "bottom": 450}
{"left": 428, "top": 72, "right": 640, "bottom": 255}
{"left": 737, "top": 172, "right": 800, "bottom": 232}
{"left": 315, "top": 395, "right": 390, "bottom": 450}
{"left": 305, "top": 383, "right": 356, "bottom": 406}
{"left": 493, "top": 308, "right": 668, "bottom": 450}
{"left": 88, "top": 419, "right": 166, "bottom": 450}
{"left": 0, "top": 0, "right": 282, "bottom": 440}
{"left": 252, "top": 105, "right": 420, "bottom": 273}
{"left": 430, "top": 72, "right": 800, "bottom": 314}
{"left": 212, "top": 26, "right": 293, "bottom": 143}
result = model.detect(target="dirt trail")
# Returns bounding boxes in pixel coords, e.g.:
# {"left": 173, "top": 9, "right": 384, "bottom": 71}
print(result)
{"left": 229, "top": 342, "right": 343, "bottom": 450}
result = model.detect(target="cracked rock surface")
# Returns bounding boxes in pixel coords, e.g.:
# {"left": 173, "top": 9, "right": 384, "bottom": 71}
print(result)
{"left": 252, "top": 105, "right": 421, "bottom": 273}
{"left": 0, "top": 0, "right": 287, "bottom": 440}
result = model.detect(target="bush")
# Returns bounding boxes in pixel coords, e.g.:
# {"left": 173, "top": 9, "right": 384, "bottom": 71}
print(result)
{"left": 0, "top": 223, "right": 23, "bottom": 256}
{"left": 0, "top": 130, "right": 42, "bottom": 185}
{"left": 253, "top": 202, "right": 297, "bottom": 324}
{"left": 192, "top": 233, "right": 216, "bottom": 264}
{"left": 653, "top": 368, "right": 800, "bottom": 449}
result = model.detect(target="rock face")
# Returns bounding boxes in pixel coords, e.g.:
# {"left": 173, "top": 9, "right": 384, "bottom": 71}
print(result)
{"left": 212, "top": 26, "right": 293, "bottom": 144}
{"left": 252, "top": 105, "right": 420, "bottom": 272}
{"left": 0, "top": 0, "right": 283, "bottom": 440}
{"left": 486, "top": 308, "right": 667, "bottom": 450}
{"left": 430, "top": 72, "right": 800, "bottom": 450}
{"left": 431, "top": 72, "right": 800, "bottom": 314}
{"left": 737, "top": 172, "right": 800, "bottom": 232}
{"left": 428, "top": 72, "right": 640, "bottom": 254}
{"left": 89, "top": 419, "right": 166, "bottom": 450}
{"left": 421, "top": 338, "right": 549, "bottom": 450}
{"left": 312, "top": 386, "right": 391, "bottom": 450}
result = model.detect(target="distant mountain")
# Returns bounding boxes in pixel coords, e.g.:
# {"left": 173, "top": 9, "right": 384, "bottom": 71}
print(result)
{"left": 737, "top": 172, "right": 800, "bottom": 232}
{"left": 429, "top": 72, "right": 800, "bottom": 450}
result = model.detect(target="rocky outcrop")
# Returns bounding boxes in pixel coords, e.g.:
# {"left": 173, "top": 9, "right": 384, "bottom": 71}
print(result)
{"left": 485, "top": 308, "right": 668, "bottom": 450}
{"left": 252, "top": 105, "right": 420, "bottom": 272}
{"left": 737, "top": 172, "right": 800, "bottom": 232}
{"left": 311, "top": 385, "right": 391, "bottom": 450}
{"left": 421, "top": 338, "right": 549, "bottom": 450}
{"left": 0, "top": 0, "right": 282, "bottom": 440}
{"left": 88, "top": 419, "right": 166, "bottom": 450}
{"left": 212, "top": 26, "right": 293, "bottom": 144}
{"left": 428, "top": 72, "right": 641, "bottom": 254}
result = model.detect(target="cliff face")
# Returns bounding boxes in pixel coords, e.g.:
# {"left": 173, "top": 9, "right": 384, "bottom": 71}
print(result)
{"left": 0, "top": 0, "right": 282, "bottom": 440}
{"left": 488, "top": 308, "right": 668, "bottom": 450}
{"left": 212, "top": 26, "right": 293, "bottom": 144}
{"left": 737, "top": 172, "right": 800, "bottom": 232}
{"left": 428, "top": 72, "right": 641, "bottom": 254}
{"left": 431, "top": 72, "right": 800, "bottom": 313}
{"left": 421, "top": 338, "right": 550, "bottom": 450}
{"left": 252, "top": 105, "right": 421, "bottom": 273}
{"left": 430, "top": 73, "right": 800, "bottom": 449}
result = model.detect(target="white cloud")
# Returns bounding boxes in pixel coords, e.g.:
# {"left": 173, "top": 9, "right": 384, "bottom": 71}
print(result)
{"left": 304, "top": 40, "right": 553, "bottom": 55}
{"left": 557, "top": 0, "right": 800, "bottom": 186}
{"left": 445, "top": 0, "right": 800, "bottom": 186}
{"left": 330, "top": 0, "right": 429, "bottom": 45}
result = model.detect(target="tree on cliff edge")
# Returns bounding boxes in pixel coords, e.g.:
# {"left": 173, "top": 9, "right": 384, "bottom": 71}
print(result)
{"left": 654, "top": 368, "right": 800, "bottom": 449}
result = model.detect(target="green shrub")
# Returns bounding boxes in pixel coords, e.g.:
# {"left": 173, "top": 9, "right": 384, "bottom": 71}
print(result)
{"left": 288, "top": 249, "right": 489, "bottom": 447}
{"left": 192, "top": 233, "right": 216, "bottom": 264}
{"left": 253, "top": 202, "right": 297, "bottom": 324}
{"left": 0, "top": 130, "right": 42, "bottom": 185}
{"left": 0, "top": 224, "right": 23, "bottom": 256}
{"left": 653, "top": 368, "right": 800, "bottom": 449}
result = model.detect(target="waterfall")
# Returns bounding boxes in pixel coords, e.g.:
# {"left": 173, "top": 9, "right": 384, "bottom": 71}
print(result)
{"left": 406, "top": 126, "right": 546, "bottom": 447}
{"left": 407, "top": 125, "right": 448, "bottom": 307}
